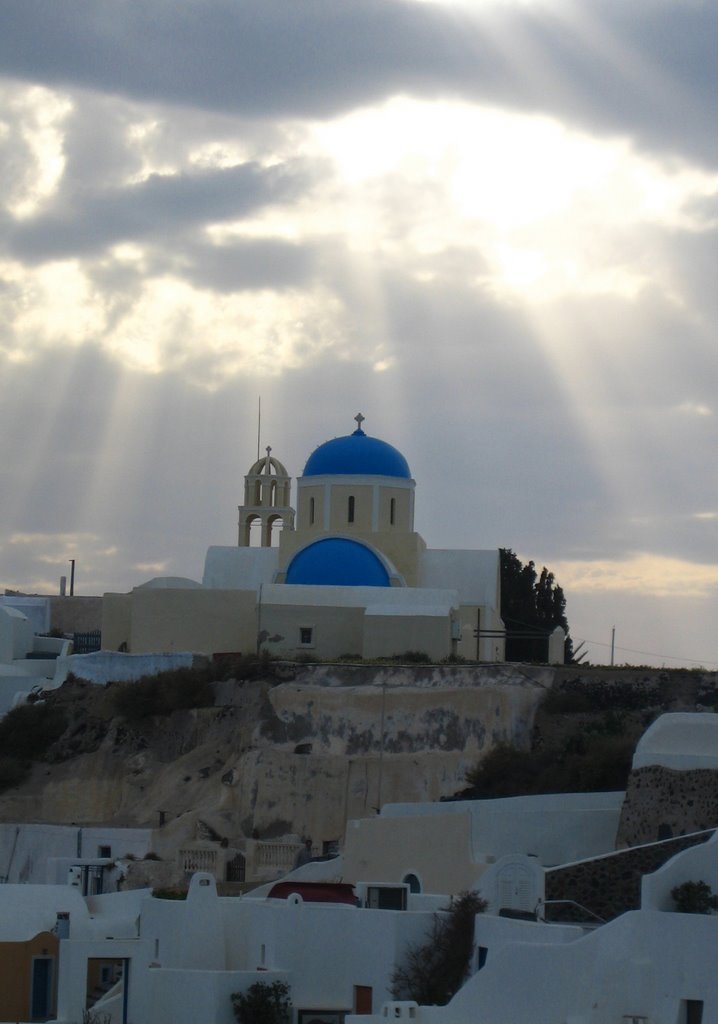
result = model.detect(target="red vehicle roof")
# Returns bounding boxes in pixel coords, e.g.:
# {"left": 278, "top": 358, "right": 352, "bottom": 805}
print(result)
{"left": 267, "top": 881, "right": 357, "bottom": 905}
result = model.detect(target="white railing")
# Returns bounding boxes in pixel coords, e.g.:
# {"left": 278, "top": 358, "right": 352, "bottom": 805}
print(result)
{"left": 179, "top": 846, "right": 219, "bottom": 875}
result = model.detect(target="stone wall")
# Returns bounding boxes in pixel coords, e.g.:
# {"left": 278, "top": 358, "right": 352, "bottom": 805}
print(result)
{"left": 545, "top": 830, "right": 714, "bottom": 922}
{"left": 617, "top": 765, "right": 718, "bottom": 846}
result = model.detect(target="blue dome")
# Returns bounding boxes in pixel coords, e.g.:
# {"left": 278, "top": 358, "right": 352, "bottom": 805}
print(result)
{"left": 303, "top": 427, "right": 411, "bottom": 478}
{"left": 286, "top": 538, "right": 391, "bottom": 587}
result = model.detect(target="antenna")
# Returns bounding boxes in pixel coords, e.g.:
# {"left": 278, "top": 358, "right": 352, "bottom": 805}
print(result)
{"left": 257, "top": 396, "right": 261, "bottom": 462}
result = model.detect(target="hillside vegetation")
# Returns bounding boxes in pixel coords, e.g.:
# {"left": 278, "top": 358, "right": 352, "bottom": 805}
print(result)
{"left": 463, "top": 669, "right": 717, "bottom": 798}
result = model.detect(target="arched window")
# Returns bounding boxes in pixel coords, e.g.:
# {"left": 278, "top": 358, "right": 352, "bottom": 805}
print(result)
{"left": 390, "top": 498, "right": 396, "bottom": 525}
{"left": 309, "top": 497, "right": 315, "bottom": 525}
{"left": 348, "top": 495, "right": 355, "bottom": 523}
{"left": 403, "top": 873, "right": 421, "bottom": 893}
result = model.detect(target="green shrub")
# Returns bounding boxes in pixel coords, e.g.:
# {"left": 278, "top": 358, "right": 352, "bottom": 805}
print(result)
{"left": 671, "top": 880, "right": 718, "bottom": 914}
{"left": 232, "top": 981, "right": 292, "bottom": 1024}
{"left": 391, "top": 891, "right": 486, "bottom": 1005}
{"left": 233, "top": 650, "right": 276, "bottom": 680}
{"left": 543, "top": 679, "right": 667, "bottom": 713}
{"left": 112, "top": 666, "right": 215, "bottom": 722}
{"left": 292, "top": 652, "right": 316, "bottom": 665}
{"left": 465, "top": 743, "right": 545, "bottom": 797}
{"left": 393, "top": 651, "right": 431, "bottom": 664}
{"left": 465, "top": 734, "right": 633, "bottom": 797}
{"left": 541, "top": 689, "right": 594, "bottom": 714}
{"left": 152, "top": 887, "right": 187, "bottom": 900}
{"left": 0, "top": 703, "right": 67, "bottom": 760}
{"left": 0, "top": 756, "right": 30, "bottom": 791}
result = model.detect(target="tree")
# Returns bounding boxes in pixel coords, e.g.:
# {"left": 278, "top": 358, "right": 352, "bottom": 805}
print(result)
{"left": 390, "top": 891, "right": 486, "bottom": 1005}
{"left": 232, "top": 982, "right": 292, "bottom": 1024}
{"left": 499, "top": 549, "right": 572, "bottom": 662}
{"left": 671, "top": 880, "right": 718, "bottom": 914}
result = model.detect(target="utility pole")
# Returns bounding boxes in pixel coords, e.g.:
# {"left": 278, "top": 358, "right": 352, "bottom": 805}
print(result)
{"left": 69, "top": 559, "right": 75, "bottom": 597}
{"left": 610, "top": 626, "right": 615, "bottom": 666}
{"left": 377, "top": 681, "right": 387, "bottom": 814}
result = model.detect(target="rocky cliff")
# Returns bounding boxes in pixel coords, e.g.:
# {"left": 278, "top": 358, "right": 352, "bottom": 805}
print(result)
{"left": 0, "top": 662, "right": 551, "bottom": 852}
{"left": 2, "top": 662, "right": 716, "bottom": 860}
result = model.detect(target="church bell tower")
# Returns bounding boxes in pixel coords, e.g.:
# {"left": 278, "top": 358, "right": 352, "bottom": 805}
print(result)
{"left": 238, "top": 447, "right": 295, "bottom": 547}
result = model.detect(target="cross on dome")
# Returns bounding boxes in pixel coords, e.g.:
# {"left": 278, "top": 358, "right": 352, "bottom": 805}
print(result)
{"left": 353, "top": 412, "right": 366, "bottom": 436}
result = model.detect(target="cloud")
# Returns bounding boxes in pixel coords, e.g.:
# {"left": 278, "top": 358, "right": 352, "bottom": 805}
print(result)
{"left": 1, "top": 0, "right": 718, "bottom": 163}
{"left": 7, "top": 160, "right": 311, "bottom": 262}
{"left": 553, "top": 553, "right": 718, "bottom": 599}
{"left": 675, "top": 401, "right": 713, "bottom": 418}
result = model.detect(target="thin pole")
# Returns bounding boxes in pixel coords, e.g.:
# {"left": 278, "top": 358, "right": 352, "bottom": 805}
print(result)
{"left": 377, "top": 681, "right": 386, "bottom": 813}
{"left": 257, "top": 397, "right": 261, "bottom": 462}
{"left": 69, "top": 559, "right": 75, "bottom": 597}
{"left": 610, "top": 626, "right": 615, "bottom": 666}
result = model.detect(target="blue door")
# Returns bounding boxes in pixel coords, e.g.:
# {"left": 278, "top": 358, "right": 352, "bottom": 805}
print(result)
{"left": 30, "top": 956, "right": 53, "bottom": 1020}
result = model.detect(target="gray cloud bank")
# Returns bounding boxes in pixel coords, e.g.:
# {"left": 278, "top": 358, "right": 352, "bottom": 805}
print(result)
{"left": 1, "top": 0, "right": 717, "bottom": 163}
{"left": 6, "top": 161, "right": 310, "bottom": 262}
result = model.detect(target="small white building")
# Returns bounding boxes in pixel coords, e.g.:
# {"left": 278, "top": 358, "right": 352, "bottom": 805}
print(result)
{"left": 0, "top": 604, "right": 72, "bottom": 713}
{"left": 0, "top": 822, "right": 155, "bottom": 890}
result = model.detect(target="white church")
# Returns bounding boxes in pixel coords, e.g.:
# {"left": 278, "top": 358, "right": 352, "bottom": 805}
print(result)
{"left": 103, "top": 415, "right": 506, "bottom": 661}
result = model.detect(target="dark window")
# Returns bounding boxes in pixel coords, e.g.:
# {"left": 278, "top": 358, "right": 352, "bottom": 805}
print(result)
{"left": 390, "top": 498, "right": 396, "bottom": 525}
{"left": 300, "top": 627, "right": 313, "bottom": 646}
{"left": 685, "top": 1000, "right": 704, "bottom": 1024}
{"left": 348, "top": 495, "right": 355, "bottom": 523}
{"left": 403, "top": 872, "right": 421, "bottom": 893}
{"left": 98, "top": 845, "right": 112, "bottom": 858}
{"left": 478, "top": 946, "right": 488, "bottom": 970}
{"left": 309, "top": 497, "right": 315, "bottom": 525}
{"left": 366, "top": 885, "right": 407, "bottom": 910}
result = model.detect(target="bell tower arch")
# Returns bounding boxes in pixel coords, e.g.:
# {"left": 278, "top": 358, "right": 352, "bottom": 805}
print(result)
{"left": 238, "top": 447, "right": 295, "bottom": 547}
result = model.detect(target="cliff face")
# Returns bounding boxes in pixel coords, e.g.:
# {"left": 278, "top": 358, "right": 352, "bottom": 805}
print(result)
{"left": 3, "top": 663, "right": 716, "bottom": 857}
{"left": 0, "top": 664, "right": 551, "bottom": 849}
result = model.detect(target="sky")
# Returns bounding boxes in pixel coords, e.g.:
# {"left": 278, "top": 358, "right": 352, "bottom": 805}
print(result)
{"left": 1, "top": 0, "right": 717, "bottom": 668}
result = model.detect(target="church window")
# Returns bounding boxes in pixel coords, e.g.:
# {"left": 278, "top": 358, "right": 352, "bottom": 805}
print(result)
{"left": 390, "top": 498, "right": 396, "bottom": 525}
{"left": 348, "top": 495, "right": 355, "bottom": 523}
{"left": 300, "top": 627, "right": 314, "bottom": 646}
{"left": 309, "top": 497, "right": 315, "bottom": 525}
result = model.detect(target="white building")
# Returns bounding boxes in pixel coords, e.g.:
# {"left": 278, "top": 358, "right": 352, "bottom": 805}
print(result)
{"left": 103, "top": 415, "right": 507, "bottom": 663}
{"left": 0, "top": 603, "right": 71, "bottom": 713}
